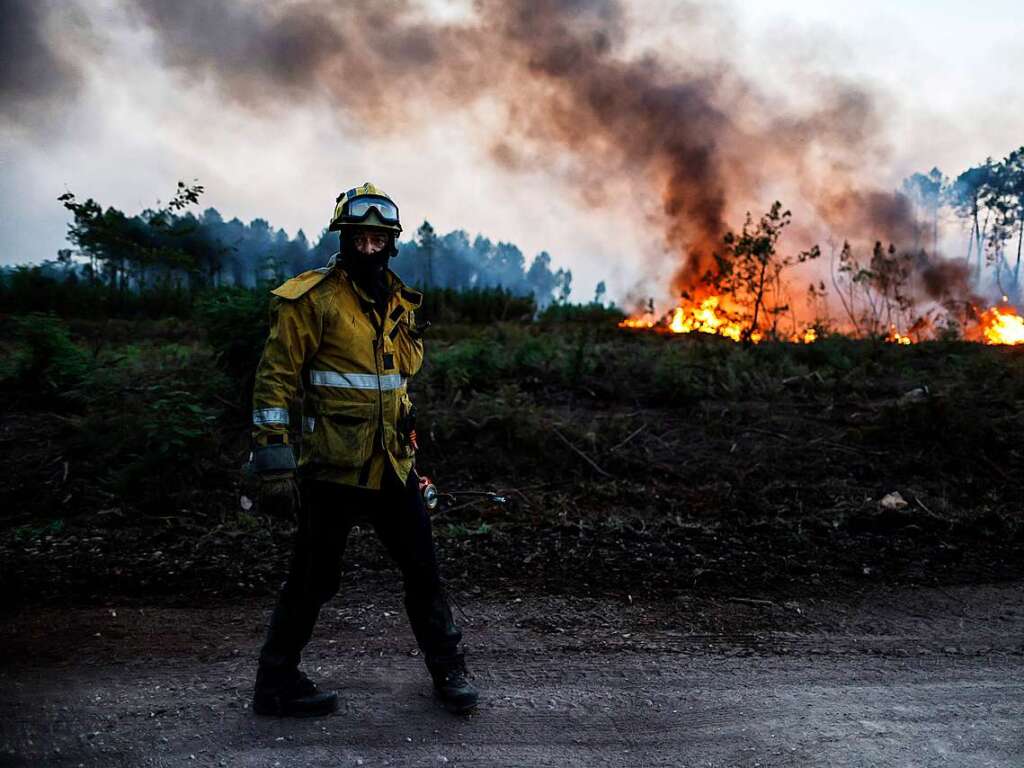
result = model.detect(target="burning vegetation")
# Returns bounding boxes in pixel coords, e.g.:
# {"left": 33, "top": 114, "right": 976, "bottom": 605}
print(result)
{"left": 618, "top": 285, "right": 1024, "bottom": 347}
{"left": 616, "top": 152, "right": 1024, "bottom": 347}
{"left": 617, "top": 259, "right": 1024, "bottom": 347}
{"left": 619, "top": 276, "right": 1024, "bottom": 346}
{"left": 974, "top": 304, "right": 1024, "bottom": 346}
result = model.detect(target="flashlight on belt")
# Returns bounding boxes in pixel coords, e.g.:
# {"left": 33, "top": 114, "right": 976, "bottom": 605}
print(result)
{"left": 410, "top": 432, "right": 438, "bottom": 510}
{"left": 418, "top": 473, "right": 439, "bottom": 510}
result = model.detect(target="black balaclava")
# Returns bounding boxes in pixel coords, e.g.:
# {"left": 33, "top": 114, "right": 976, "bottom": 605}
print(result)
{"left": 339, "top": 229, "right": 398, "bottom": 308}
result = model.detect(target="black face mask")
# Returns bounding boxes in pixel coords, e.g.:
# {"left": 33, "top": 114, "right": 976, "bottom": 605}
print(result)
{"left": 340, "top": 231, "right": 396, "bottom": 303}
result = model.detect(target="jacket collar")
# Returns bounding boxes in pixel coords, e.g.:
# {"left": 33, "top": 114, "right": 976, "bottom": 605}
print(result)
{"left": 327, "top": 252, "right": 422, "bottom": 309}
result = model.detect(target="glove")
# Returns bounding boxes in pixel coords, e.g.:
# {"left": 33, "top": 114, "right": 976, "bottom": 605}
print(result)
{"left": 258, "top": 471, "right": 301, "bottom": 520}
{"left": 247, "top": 443, "right": 299, "bottom": 519}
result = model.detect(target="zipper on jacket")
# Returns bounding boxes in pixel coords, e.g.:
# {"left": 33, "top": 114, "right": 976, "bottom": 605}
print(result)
{"left": 361, "top": 297, "right": 388, "bottom": 456}
{"left": 373, "top": 334, "right": 386, "bottom": 452}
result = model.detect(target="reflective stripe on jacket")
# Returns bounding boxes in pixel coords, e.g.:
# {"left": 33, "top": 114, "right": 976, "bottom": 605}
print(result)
{"left": 251, "top": 257, "right": 424, "bottom": 489}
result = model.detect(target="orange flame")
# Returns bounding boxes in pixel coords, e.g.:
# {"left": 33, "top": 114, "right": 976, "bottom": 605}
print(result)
{"left": 978, "top": 305, "right": 1024, "bottom": 345}
{"left": 886, "top": 325, "right": 912, "bottom": 345}
{"left": 619, "top": 296, "right": 1024, "bottom": 346}
{"left": 618, "top": 295, "right": 763, "bottom": 341}
{"left": 667, "top": 296, "right": 752, "bottom": 341}
{"left": 618, "top": 316, "right": 656, "bottom": 329}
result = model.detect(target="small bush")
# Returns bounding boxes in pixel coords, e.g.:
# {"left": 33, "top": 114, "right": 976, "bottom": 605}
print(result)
{"left": 4, "top": 314, "right": 91, "bottom": 402}
{"left": 194, "top": 285, "right": 271, "bottom": 387}
{"left": 0, "top": 265, "right": 193, "bottom": 319}
{"left": 511, "top": 335, "right": 561, "bottom": 376}
{"left": 651, "top": 352, "right": 700, "bottom": 405}
{"left": 423, "top": 338, "right": 509, "bottom": 399}
{"left": 418, "top": 287, "right": 536, "bottom": 324}
{"left": 75, "top": 343, "right": 229, "bottom": 513}
{"left": 539, "top": 302, "right": 625, "bottom": 326}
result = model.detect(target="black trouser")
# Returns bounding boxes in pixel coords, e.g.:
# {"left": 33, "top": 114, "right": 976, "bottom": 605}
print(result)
{"left": 257, "top": 469, "right": 462, "bottom": 684}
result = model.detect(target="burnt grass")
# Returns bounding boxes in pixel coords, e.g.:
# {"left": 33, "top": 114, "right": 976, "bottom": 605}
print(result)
{"left": 1, "top": 318, "right": 1023, "bottom": 608}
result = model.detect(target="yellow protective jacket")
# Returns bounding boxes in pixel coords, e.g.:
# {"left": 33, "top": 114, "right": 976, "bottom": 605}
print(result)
{"left": 251, "top": 256, "right": 424, "bottom": 489}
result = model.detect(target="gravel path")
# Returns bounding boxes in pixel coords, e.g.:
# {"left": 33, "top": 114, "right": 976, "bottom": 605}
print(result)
{"left": 3, "top": 581, "right": 1023, "bottom": 767}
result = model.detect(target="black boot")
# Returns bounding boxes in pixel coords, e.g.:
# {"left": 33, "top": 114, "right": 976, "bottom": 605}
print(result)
{"left": 429, "top": 654, "right": 479, "bottom": 713}
{"left": 253, "top": 669, "right": 338, "bottom": 717}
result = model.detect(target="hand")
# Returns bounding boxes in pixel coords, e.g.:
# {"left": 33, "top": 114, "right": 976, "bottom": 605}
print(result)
{"left": 258, "top": 471, "right": 301, "bottom": 520}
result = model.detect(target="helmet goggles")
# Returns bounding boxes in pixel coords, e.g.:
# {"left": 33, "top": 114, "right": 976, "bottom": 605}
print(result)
{"left": 340, "top": 195, "right": 399, "bottom": 226}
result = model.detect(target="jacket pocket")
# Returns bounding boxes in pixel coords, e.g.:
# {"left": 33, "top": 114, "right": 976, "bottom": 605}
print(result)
{"left": 306, "top": 400, "right": 376, "bottom": 469}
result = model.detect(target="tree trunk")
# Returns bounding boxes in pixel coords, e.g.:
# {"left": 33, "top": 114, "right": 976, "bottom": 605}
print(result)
{"left": 979, "top": 210, "right": 990, "bottom": 275}
{"left": 747, "top": 258, "right": 769, "bottom": 342}
{"left": 1014, "top": 217, "right": 1023, "bottom": 288}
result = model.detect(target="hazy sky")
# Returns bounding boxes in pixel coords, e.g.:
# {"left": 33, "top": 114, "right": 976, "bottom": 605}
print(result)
{"left": 2, "top": 0, "right": 1020, "bottom": 303}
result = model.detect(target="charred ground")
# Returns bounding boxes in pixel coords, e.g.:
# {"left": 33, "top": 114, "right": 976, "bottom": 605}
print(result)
{"left": 1, "top": 311, "right": 1022, "bottom": 612}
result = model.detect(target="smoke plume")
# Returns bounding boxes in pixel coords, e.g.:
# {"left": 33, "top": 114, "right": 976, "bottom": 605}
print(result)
{"left": 110, "top": 1, "right": 952, "bottom": 302}
{"left": 0, "top": 0, "right": 84, "bottom": 125}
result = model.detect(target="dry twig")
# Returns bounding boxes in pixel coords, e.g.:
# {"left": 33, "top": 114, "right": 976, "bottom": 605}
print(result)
{"left": 553, "top": 428, "right": 614, "bottom": 478}
{"left": 610, "top": 424, "right": 647, "bottom": 452}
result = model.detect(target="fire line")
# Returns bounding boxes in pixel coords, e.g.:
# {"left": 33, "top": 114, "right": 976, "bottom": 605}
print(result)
{"left": 619, "top": 299, "right": 1024, "bottom": 345}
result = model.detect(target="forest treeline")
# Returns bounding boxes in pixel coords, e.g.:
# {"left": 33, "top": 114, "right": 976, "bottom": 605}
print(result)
{"left": 0, "top": 182, "right": 579, "bottom": 320}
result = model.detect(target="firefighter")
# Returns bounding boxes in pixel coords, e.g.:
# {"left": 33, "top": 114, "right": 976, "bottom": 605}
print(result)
{"left": 248, "top": 182, "right": 477, "bottom": 717}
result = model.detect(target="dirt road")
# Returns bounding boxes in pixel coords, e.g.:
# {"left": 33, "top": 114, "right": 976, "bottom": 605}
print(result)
{"left": 3, "top": 580, "right": 1022, "bottom": 767}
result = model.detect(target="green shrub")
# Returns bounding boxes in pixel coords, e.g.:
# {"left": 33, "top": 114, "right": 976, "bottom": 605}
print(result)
{"left": 560, "top": 329, "right": 601, "bottom": 385}
{"left": 651, "top": 351, "right": 700, "bottom": 404}
{"left": 511, "top": 335, "right": 561, "bottom": 375}
{"left": 4, "top": 314, "right": 91, "bottom": 402}
{"left": 417, "top": 286, "right": 536, "bottom": 324}
{"left": 105, "top": 381, "right": 223, "bottom": 506}
{"left": 75, "top": 343, "right": 229, "bottom": 513}
{"left": 194, "top": 285, "right": 270, "bottom": 382}
{"left": 422, "top": 337, "right": 510, "bottom": 399}
{"left": 0, "top": 265, "right": 193, "bottom": 319}
{"left": 539, "top": 302, "right": 625, "bottom": 326}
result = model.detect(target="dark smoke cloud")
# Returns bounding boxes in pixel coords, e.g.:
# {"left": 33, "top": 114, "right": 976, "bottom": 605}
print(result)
{"left": 125, "top": 1, "right": 343, "bottom": 98}
{"left": 125, "top": 0, "right": 464, "bottom": 115}
{"left": 125, "top": 0, "right": 931, "bottom": 300}
{"left": 818, "top": 189, "right": 925, "bottom": 249}
{"left": 0, "top": 0, "right": 84, "bottom": 125}
{"left": 919, "top": 258, "right": 977, "bottom": 303}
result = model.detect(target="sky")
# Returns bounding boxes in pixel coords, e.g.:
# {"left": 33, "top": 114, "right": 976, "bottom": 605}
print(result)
{"left": 1, "top": 0, "right": 1021, "bottom": 304}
